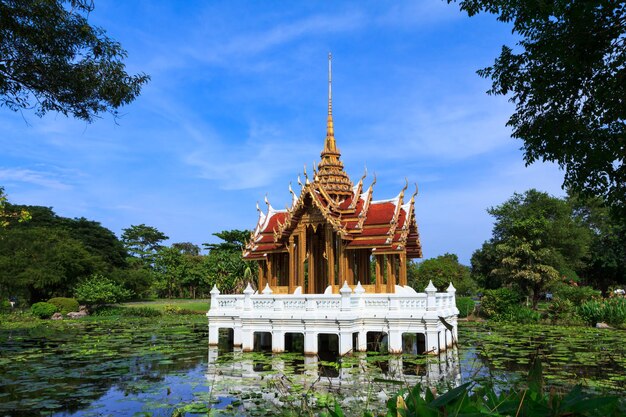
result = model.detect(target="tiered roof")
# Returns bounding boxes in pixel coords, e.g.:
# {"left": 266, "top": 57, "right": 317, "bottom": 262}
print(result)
{"left": 243, "top": 54, "right": 422, "bottom": 260}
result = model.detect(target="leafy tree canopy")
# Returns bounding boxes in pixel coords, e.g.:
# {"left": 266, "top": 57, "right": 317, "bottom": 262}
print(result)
{"left": 0, "top": 187, "right": 29, "bottom": 228}
{"left": 121, "top": 224, "right": 168, "bottom": 260}
{"left": 203, "top": 229, "right": 250, "bottom": 253}
{"left": 0, "top": 0, "right": 149, "bottom": 122}
{"left": 410, "top": 253, "right": 477, "bottom": 296}
{"left": 473, "top": 189, "right": 594, "bottom": 305}
{"left": 451, "top": 0, "right": 626, "bottom": 212}
{"left": 171, "top": 242, "right": 201, "bottom": 256}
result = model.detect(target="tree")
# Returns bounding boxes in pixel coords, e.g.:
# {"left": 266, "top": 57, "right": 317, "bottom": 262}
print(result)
{"left": 0, "top": 227, "right": 105, "bottom": 302}
{"left": 171, "top": 242, "right": 201, "bottom": 256}
{"left": 0, "top": 0, "right": 149, "bottom": 122}
{"left": 0, "top": 187, "right": 29, "bottom": 228}
{"left": 473, "top": 189, "right": 593, "bottom": 307}
{"left": 451, "top": 1, "right": 626, "bottom": 212}
{"left": 410, "top": 253, "right": 477, "bottom": 296}
{"left": 203, "top": 230, "right": 250, "bottom": 252}
{"left": 121, "top": 224, "right": 168, "bottom": 265}
{"left": 203, "top": 229, "right": 254, "bottom": 294}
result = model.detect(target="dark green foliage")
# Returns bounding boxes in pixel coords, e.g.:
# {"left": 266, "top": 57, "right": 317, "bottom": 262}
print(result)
{"left": 480, "top": 287, "right": 522, "bottom": 318}
{"left": 0, "top": 205, "right": 129, "bottom": 302}
{"left": 74, "top": 274, "right": 132, "bottom": 306}
{"left": 0, "top": 299, "right": 11, "bottom": 313}
{"left": 0, "top": 0, "right": 149, "bottom": 122}
{"left": 577, "top": 297, "right": 626, "bottom": 327}
{"left": 0, "top": 227, "right": 105, "bottom": 302}
{"left": 493, "top": 305, "right": 541, "bottom": 324}
{"left": 121, "top": 224, "right": 168, "bottom": 263}
{"left": 551, "top": 283, "right": 601, "bottom": 304}
{"left": 47, "top": 297, "right": 78, "bottom": 314}
{"left": 451, "top": 1, "right": 626, "bottom": 213}
{"left": 30, "top": 301, "right": 58, "bottom": 319}
{"left": 411, "top": 253, "right": 477, "bottom": 295}
{"left": 473, "top": 190, "right": 593, "bottom": 307}
{"left": 547, "top": 298, "right": 578, "bottom": 324}
{"left": 456, "top": 296, "right": 475, "bottom": 318}
{"left": 204, "top": 230, "right": 256, "bottom": 294}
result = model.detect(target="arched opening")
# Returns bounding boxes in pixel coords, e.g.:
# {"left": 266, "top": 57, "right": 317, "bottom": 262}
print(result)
{"left": 218, "top": 328, "right": 234, "bottom": 353}
{"left": 401, "top": 332, "right": 426, "bottom": 354}
{"left": 366, "top": 331, "right": 388, "bottom": 353}
{"left": 253, "top": 331, "right": 272, "bottom": 352}
{"left": 285, "top": 332, "right": 304, "bottom": 353}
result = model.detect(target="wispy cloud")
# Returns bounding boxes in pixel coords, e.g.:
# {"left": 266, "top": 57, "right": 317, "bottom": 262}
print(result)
{"left": 0, "top": 168, "right": 74, "bottom": 190}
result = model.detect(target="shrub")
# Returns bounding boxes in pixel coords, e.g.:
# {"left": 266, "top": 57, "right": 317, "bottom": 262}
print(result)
{"left": 74, "top": 274, "right": 132, "bottom": 307}
{"left": 30, "top": 302, "right": 58, "bottom": 319}
{"left": 551, "top": 283, "right": 600, "bottom": 304}
{"left": 547, "top": 297, "right": 577, "bottom": 324}
{"left": 163, "top": 304, "right": 182, "bottom": 314}
{"left": 578, "top": 297, "right": 626, "bottom": 327}
{"left": 0, "top": 300, "right": 11, "bottom": 313}
{"left": 492, "top": 305, "right": 541, "bottom": 324}
{"left": 47, "top": 297, "right": 79, "bottom": 314}
{"left": 479, "top": 288, "right": 522, "bottom": 317}
{"left": 456, "top": 297, "right": 475, "bottom": 318}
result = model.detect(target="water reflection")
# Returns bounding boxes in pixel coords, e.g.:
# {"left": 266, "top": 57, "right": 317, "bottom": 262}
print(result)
{"left": 206, "top": 346, "right": 461, "bottom": 413}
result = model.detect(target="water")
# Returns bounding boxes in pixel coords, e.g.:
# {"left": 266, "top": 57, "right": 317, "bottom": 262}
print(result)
{"left": 0, "top": 318, "right": 624, "bottom": 416}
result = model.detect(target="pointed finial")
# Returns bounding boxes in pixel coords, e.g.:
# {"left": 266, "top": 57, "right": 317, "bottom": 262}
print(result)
{"left": 328, "top": 52, "right": 332, "bottom": 117}
{"left": 303, "top": 164, "right": 310, "bottom": 184}
{"left": 360, "top": 165, "right": 368, "bottom": 182}
{"left": 411, "top": 182, "right": 419, "bottom": 201}
{"left": 297, "top": 175, "right": 303, "bottom": 187}
{"left": 400, "top": 177, "right": 409, "bottom": 196}
{"left": 264, "top": 194, "right": 270, "bottom": 208}
{"left": 371, "top": 172, "right": 377, "bottom": 187}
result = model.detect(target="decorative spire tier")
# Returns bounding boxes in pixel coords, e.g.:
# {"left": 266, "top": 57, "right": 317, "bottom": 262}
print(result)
{"left": 317, "top": 53, "right": 353, "bottom": 200}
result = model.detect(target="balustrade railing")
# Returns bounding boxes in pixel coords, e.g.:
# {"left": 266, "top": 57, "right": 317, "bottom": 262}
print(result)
{"left": 209, "top": 281, "right": 457, "bottom": 315}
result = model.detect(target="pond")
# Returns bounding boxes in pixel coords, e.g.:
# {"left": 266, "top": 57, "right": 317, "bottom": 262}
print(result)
{"left": 0, "top": 317, "right": 624, "bottom": 416}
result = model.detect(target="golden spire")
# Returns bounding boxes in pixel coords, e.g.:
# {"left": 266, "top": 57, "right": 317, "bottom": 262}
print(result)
{"left": 317, "top": 52, "right": 353, "bottom": 200}
{"left": 326, "top": 52, "right": 335, "bottom": 146}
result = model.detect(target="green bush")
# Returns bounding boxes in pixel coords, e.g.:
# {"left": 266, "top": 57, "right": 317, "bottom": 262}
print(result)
{"left": 551, "top": 283, "right": 600, "bottom": 304}
{"left": 577, "top": 297, "right": 626, "bottom": 327}
{"left": 0, "top": 300, "right": 11, "bottom": 313}
{"left": 479, "top": 288, "right": 522, "bottom": 317}
{"left": 163, "top": 304, "right": 181, "bottom": 314}
{"left": 47, "top": 297, "right": 79, "bottom": 314}
{"left": 74, "top": 274, "right": 132, "bottom": 306}
{"left": 492, "top": 305, "right": 541, "bottom": 324}
{"left": 456, "top": 297, "right": 475, "bottom": 318}
{"left": 547, "top": 297, "right": 578, "bottom": 324}
{"left": 30, "top": 302, "right": 58, "bottom": 319}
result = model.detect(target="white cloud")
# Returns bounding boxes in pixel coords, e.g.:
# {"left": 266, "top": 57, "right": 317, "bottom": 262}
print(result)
{"left": 0, "top": 168, "right": 74, "bottom": 190}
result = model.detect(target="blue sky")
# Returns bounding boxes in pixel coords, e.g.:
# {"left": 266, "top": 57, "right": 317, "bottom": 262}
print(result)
{"left": 0, "top": 0, "right": 566, "bottom": 264}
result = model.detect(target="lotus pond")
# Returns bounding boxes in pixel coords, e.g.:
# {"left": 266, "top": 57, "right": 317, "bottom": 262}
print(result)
{"left": 0, "top": 316, "right": 624, "bottom": 416}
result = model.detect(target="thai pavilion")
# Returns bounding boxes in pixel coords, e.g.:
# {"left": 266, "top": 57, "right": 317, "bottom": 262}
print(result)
{"left": 208, "top": 55, "right": 458, "bottom": 356}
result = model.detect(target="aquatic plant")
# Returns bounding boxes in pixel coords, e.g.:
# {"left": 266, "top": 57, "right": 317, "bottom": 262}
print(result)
{"left": 325, "top": 360, "right": 626, "bottom": 416}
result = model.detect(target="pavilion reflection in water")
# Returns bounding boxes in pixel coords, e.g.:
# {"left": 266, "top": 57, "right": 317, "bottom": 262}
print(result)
{"left": 206, "top": 346, "right": 461, "bottom": 410}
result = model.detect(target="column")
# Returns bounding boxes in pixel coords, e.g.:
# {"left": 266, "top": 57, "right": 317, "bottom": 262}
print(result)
{"left": 339, "top": 331, "right": 353, "bottom": 356}
{"left": 388, "top": 330, "right": 402, "bottom": 354}
{"left": 267, "top": 255, "right": 274, "bottom": 288}
{"left": 399, "top": 253, "right": 407, "bottom": 286}
{"left": 298, "top": 228, "right": 306, "bottom": 290}
{"left": 425, "top": 328, "right": 439, "bottom": 354}
{"left": 208, "top": 325, "right": 219, "bottom": 345}
{"left": 325, "top": 225, "right": 335, "bottom": 288}
{"left": 357, "top": 330, "right": 367, "bottom": 352}
{"left": 241, "top": 328, "right": 254, "bottom": 352}
{"left": 304, "top": 330, "right": 317, "bottom": 356}
{"left": 346, "top": 251, "right": 355, "bottom": 285}
{"left": 257, "top": 262, "right": 265, "bottom": 292}
{"left": 386, "top": 255, "right": 394, "bottom": 293}
{"left": 307, "top": 228, "right": 315, "bottom": 294}
{"left": 375, "top": 255, "right": 382, "bottom": 293}
{"left": 272, "top": 330, "right": 285, "bottom": 353}
{"left": 288, "top": 236, "right": 295, "bottom": 293}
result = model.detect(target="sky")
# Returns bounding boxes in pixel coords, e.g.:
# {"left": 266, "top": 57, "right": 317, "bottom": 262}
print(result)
{"left": 0, "top": 0, "right": 567, "bottom": 264}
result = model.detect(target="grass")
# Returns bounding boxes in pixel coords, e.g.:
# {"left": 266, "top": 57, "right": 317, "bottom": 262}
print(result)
{"left": 121, "top": 299, "right": 210, "bottom": 313}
